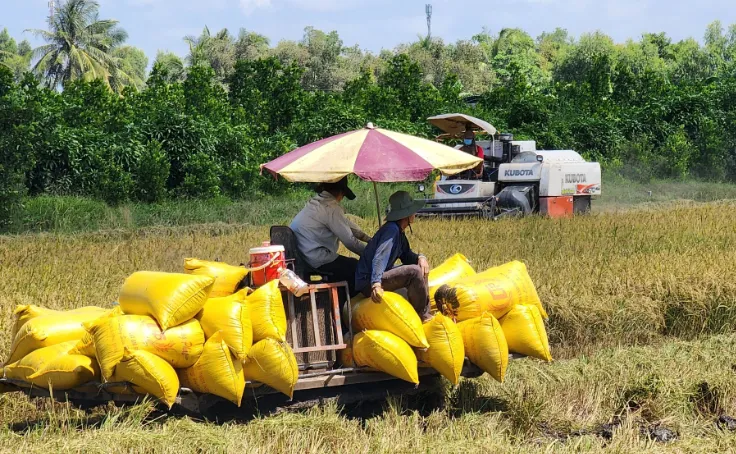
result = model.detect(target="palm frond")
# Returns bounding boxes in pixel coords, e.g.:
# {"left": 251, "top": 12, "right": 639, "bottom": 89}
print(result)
{"left": 30, "top": 44, "right": 58, "bottom": 62}
{"left": 25, "top": 28, "right": 57, "bottom": 41}
{"left": 84, "top": 46, "right": 116, "bottom": 67}
{"left": 27, "top": 0, "right": 136, "bottom": 91}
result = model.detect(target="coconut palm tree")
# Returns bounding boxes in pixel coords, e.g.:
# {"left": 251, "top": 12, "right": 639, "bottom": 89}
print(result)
{"left": 184, "top": 26, "right": 236, "bottom": 81}
{"left": 27, "top": 0, "right": 138, "bottom": 91}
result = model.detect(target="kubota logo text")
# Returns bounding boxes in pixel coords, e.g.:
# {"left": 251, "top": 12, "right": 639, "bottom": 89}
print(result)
{"left": 504, "top": 169, "right": 534, "bottom": 177}
{"left": 565, "top": 174, "right": 587, "bottom": 183}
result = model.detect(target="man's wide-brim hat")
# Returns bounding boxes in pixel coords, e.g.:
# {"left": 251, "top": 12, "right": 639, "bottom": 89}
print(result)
{"left": 385, "top": 191, "right": 425, "bottom": 222}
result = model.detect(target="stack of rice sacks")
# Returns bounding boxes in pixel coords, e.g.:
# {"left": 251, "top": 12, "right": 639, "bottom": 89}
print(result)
{"left": 1, "top": 258, "right": 299, "bottom": 408}
{"left": 2, "top": 306, "right": 108, "bottom": 393}
{"left": 2, "top": 253, "right": 553, "bottom": 404}
{"left": 341, "top": 253, "right": 553, "bottom": 386}
{"left": 431, "top": 254, "right": 553, "bottom": 383}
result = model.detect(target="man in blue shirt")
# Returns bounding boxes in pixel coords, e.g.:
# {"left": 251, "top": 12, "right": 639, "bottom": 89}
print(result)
{"left": 355, "top": 191, "right": 432, "bottom": 322}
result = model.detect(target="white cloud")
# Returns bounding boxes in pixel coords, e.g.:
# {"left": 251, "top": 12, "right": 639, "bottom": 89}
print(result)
{"left": 116, "top": 0, "right": 228, "bottom": 11}
{"left": 126, "top": 0, "right": 160, "bottom": 5}
{"left": 506, "top": 0, "right": 560, "bottom": 3}
{"left": 240, "top": 0, "right": 272, "bottom": 13}
{"left": 284, "top": 0, "right": 362, "bottom": 12}
{"left": 237, "top": 0, "right": 370, "bottom": 14}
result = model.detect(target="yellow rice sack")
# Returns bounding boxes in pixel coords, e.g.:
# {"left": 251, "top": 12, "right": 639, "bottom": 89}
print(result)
{"left": 247, "top": 280, "right": 287, "bottom": 342}
{"left": 479, "top": 261, "right": 547, "bottom": 318}
{"left": 352, "top": 330, "right": 419, "bottom": 384}
{"left": 71, "top": 307, "right": 124, "bottom": 357}
{"left": 436, "top": 261, "right": 546, "bottom": 322}
{"left": 6, "top": 309, "right": 108, "bottom": 365}
{"left": 3, "top": 341, "right": 99, "bottom": 390}
{"left": 351, "top": 293, "right": 429, "bottom": 348}
{"left": 118, "top": 271, "right": 214, "bottom": 330}
{"left": 243, "top": 338, "right": 299, "bottom": 399}
{"left": 111, "top": 349, "right": 180, "bottom": 408}
{"left": 4, "top": 341, "right": 76, "bottom": 383}
{"left": 12, "top": 305, "right": 56, "bottom": 338}
{"left": 178, "top": 332, "right": 245, "bottom": 406}
{"left": 11, "top": 305, "right": 106, "bottom": 340}
{"left": 184, "top": 258, "right": 249, "bottom": 298}
{"left": 415, "top": 314, "right": 464, "bottom": 385}
{"left": 458, "top": 313, "right": 508, "bottom": 383}
{"left": 428, "top": 254, "right": 476, "bottom": 311}
{"left": 90, "top": 315, "right": 205, "bottom": 380}
{"left": 11, "top": 305, "right": 55, "bottom": 338}
{"left": 499, "top": 304, "right": 552, "bottom": 362}
{"left": 27, "top": 355, "right": 100, "bottom": 391}
{"left": 197, "top": 289, "right": 252, "bottom": 360}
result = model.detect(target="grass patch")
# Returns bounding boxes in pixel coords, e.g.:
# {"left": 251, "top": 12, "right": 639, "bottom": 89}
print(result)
{"left": 15, "top": 177, "right": 736, "bottom": 234}
{"left": 4, "top": 335, "right": 736, "bottom": 452}
{"left": 596, "top": 174, "right": 736, "bottom": 210}
{"left": 2, "top": 203, "right": 736, "bottom": 358}
{"left": 3, "top": 200, "right": 736, "bottom": 451}
{"left": 17, "top": 179, "right": 415, "bottom": 234}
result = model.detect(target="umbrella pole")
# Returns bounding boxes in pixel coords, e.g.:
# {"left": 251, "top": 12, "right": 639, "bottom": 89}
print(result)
{"left": 373, "top": 181, "right": 382, "bottom": 228}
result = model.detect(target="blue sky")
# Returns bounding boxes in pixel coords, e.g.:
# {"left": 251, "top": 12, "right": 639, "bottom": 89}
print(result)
{"left": 3, "top": 0, "right": 736, "bottom": 63}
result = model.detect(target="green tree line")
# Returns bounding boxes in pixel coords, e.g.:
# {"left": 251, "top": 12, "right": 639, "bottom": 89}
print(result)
{"left": 2, "top": 0, "right": 736, "bottom": 230}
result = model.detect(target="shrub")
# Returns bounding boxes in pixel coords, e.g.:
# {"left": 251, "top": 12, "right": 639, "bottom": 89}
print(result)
{"left": 81, "top": 148, "right": 134, "bottom": 206}
{"left": 0, "top": 68, "right": 37, "bottom": 231}
{"left": 134, "top": 140, "right": 170, "bottom": 203}
{"left": 181, "top": 152, "right": 222, "bottom": 198}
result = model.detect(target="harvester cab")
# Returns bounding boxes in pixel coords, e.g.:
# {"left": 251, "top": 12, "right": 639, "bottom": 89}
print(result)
{"left": 420, "top": 114, "right": 602, "bottom": 218}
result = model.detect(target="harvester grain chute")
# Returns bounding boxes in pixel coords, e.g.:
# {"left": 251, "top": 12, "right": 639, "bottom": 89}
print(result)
{"left": 419, "top": 114, "right": 602, "bottom": 219}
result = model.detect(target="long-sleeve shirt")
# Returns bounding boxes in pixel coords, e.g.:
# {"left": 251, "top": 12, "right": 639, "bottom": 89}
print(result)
{"left": 290, "top": 191, "right": 371, "bottom": 269}
{"left": 354, "top": 221, "right": 420, "bottom": 292}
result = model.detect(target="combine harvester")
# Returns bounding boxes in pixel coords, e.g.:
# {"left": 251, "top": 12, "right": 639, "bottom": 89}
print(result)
{"left": 419, "top": 114, "right": 602, "bottom": 219}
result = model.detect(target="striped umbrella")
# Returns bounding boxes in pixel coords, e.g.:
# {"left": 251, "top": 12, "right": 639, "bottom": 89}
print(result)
{"left": 261, "top": 123, "right": 482, "bottom": 183}
{"left": 261, "top": 124, "right": 483, "bottom": 224}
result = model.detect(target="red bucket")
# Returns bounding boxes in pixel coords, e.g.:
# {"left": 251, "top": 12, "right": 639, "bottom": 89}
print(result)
{"left": 249, "top": 242, "right": 285, "bottom": 287}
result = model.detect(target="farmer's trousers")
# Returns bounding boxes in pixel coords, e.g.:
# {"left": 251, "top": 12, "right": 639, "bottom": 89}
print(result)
{"left": 316, "top": 255, "right": 359, "bottom": 296}
{"left": 361, "top": 265, "right": 432, "bottom": 322}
